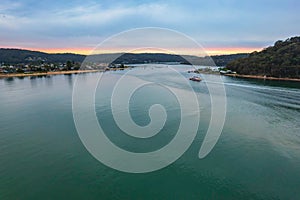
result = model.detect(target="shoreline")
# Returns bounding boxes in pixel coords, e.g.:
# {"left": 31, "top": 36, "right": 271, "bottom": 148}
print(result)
{"left": 224, "top": 74, "right": 300, "bottom": 82}
{"left": 2, "top": 69, "right": 300, "bottom": 82}
{"left": 0, "top": 69, "right": 104, "bottom": 78}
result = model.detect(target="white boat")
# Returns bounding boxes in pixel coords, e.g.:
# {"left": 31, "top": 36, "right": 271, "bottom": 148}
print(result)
{"left": 189, "top": 76, "right": 202, "bottom": 82}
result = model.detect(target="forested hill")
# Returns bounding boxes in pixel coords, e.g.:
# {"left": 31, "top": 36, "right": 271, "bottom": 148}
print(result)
{"left": 208, "top": 53, "right": 248, "bottom": 66}
{"left": 0, "top": 49, "right": 86, "bottom": 63}
{"left": 227, "top": 36, "right": 300, "bottom": 78}
{"left": 0, "top": 48, "right": 247, "bottom": 66}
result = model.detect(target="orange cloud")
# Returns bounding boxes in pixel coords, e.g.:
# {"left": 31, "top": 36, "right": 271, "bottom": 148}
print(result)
{"left": 31, "top": 47, "right": 93, "bottom": 55}
{"left": 204, "top": 47, "right": 263, "bottom": 55}
{"left": 39, "top": 47, "right": 261, "bottom": 56}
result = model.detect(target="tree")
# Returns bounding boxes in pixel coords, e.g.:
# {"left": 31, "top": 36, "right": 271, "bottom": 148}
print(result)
{"left": 66, "top": 60, "right": 73, "bottom": 70}
{"left": 16, "top": 68, "right": 24, "bottom": 73}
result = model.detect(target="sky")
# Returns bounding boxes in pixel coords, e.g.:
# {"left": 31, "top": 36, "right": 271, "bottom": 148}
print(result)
{"left": 0, "top": 0, "right": 299, "bottom": 55}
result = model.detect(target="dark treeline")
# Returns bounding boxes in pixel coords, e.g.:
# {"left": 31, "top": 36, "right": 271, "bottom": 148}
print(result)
{"left": 227, "top": 36, "right": 300, "bottom": 78}
{"left": 208, "top": 53, "right": 248, "bottom": 66}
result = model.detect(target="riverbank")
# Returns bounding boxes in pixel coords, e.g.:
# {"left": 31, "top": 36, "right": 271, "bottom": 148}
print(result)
{"left": 0, "top": 67, "right": 131, "bottom": 78}
{"left": 225, "top": 74, "right": 300, "bottom": 82}
{"left": 0, "top": 70, "right": 102, "bottom": 78}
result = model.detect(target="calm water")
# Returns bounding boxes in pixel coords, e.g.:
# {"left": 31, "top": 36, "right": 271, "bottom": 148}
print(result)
{"left": 1, "top": 65, "right": 300, "bottom": 199}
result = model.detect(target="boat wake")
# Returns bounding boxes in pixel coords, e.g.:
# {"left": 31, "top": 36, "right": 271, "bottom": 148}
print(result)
{"left": 204, "top": 81, "right": 300, "bottom": 94}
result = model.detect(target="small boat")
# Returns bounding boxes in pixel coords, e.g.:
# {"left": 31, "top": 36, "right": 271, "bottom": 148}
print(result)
{"left": 189, "top": 76, "right": 202, "bottom": 82}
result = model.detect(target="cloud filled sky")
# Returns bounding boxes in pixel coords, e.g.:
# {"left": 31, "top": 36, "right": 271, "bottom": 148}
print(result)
{"left": 0, "top": 0, "right": 299, "bottom": 55}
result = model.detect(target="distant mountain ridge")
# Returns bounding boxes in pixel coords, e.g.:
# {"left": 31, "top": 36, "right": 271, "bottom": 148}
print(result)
{"left": 0, "top": 48, "right": 248, "bottom": 66}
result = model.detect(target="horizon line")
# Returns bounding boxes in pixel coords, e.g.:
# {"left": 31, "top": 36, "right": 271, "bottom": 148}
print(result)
{"left": 0, "top": 47, "right": 262, "bottom": 57}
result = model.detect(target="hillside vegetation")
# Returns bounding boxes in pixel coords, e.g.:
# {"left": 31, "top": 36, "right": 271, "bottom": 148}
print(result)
{"left": 0, "top": 49, "right": 85, "bottom": 64}
{"left": 227, "top": 37, "right": 300, "bottom": 78}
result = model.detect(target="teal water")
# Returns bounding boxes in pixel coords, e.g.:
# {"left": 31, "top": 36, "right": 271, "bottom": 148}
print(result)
{"left": 0, "top": 65, "right": 300, "bottom": 199}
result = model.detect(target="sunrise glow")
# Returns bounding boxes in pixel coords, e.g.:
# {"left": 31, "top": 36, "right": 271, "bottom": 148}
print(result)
{"left": 15, "top": 46, "right": 262, "bottom": 56}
